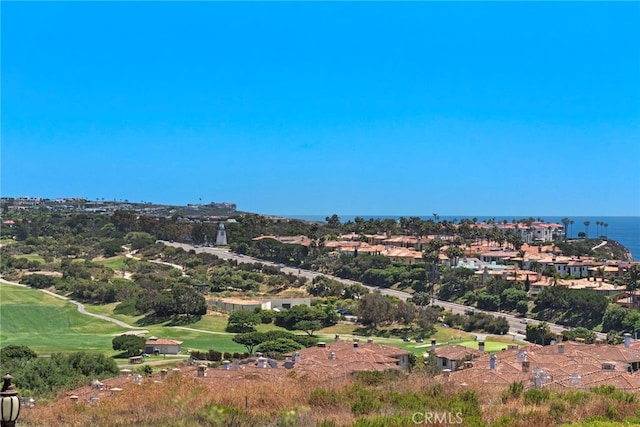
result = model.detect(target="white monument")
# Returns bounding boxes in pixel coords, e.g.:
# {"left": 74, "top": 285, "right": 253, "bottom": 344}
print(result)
{"left": 215, "top": 223, "right": 227, "bottom": 246}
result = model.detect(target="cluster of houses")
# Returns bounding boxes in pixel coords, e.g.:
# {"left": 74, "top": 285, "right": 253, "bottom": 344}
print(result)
{"left": 61, "top": 332, "right": 640, "bottom": 410}
{"left": 252, "top": 231, "right": 637, "bottom": 304}
{"left": 432, "top": 334, "right": 640, "bottom": 391}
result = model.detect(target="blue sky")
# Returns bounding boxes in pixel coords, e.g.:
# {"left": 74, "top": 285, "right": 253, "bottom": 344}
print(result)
{"left": 2, "top": 2, "right": 639, "bottom": 217}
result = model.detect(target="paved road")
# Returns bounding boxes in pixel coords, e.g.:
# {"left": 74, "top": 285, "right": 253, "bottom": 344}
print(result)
{"left": 159, "top": 241, "right": 606, "bottom": 340}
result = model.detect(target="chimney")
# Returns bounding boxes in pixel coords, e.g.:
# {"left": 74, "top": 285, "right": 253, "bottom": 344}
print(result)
{"left": 517, "top": 350, "right": 527, "bottom": 363}
{"left": 353, "top": 338, "right": 359, "bottom": 349}
{"left": 317, "top": 342, "right": 326, "bottom": 348}
{"left": 442, "top": 369, "right": 451, "bottom": 378}
{"left": 489, "top": 354, "right": 497, "bottom": 370}
{"left": 367, "top": 338, "right": 374, "bottom": 345}
{"left": 478, "top": 341, "right": 485, "bottom": 353}
{"left": 624, "top": 333, "right": 631, "bottom": 348}
{"left": 569, "top": 373, "right": 581, "bottom": 387}
{"left": 558, "top": 344, "right": 565, "bottom": 354}
{"left": 328, "top": 351, "right": 336, "bottom": 360}
{"left": 431, "top": 339, "right": 437, "bottom": 352}
{"left": 256, "top": 357, "right": 267, "bottom": 368}
{"left": 522, "top": 360, "right": 530, "bottom": 373}
{"left": 222, "top": 360, "right": 230, "bottom": 370}
{"left": 197, "top": 365, "right": 207, "bottom": 377}
{"left": 334, "top": 334, "right": 340, "bottom": 343}
{"left": 293, "top": 352, "right": 301, "bottom": 362}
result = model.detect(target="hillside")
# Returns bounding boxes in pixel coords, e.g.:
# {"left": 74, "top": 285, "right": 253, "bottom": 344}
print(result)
{"left": 18, "top": 368, "right": 640, "bottom": 427}
{"left": 555, "top": 239, "right": 633, "bottom": 261}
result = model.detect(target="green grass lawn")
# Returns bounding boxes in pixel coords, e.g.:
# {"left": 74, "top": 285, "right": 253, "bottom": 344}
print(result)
{"left": 96, "top": 256, "right": 127, "bottom": 271}
{"left": 1, "top": 283, "right": 526, "bottom": 357}
{"left": 82, "top": 302, "right": 144, "bottom": 326}
{"left": 0, "top": 284, "right": 246, "bottom": 354}
{"left": 14, "top": 253, "right": 46, "bottom": 264}
{"left": 0, "top": 284, "right": 128, "bottom": 353}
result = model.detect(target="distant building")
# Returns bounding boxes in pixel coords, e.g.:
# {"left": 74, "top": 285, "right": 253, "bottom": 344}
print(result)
{"left": 144, "top": 337, "right": 183, "bottom": 355}
{"left": 215, "top": 223, "right": 228, "bottom": 245}
{"left": 207, "top": 297, "right": 311, "bottom": 312}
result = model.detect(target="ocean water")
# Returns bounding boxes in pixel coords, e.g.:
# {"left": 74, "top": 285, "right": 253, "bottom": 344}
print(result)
{"left": 287, "top": 215, "right": 640, "bottom": 261}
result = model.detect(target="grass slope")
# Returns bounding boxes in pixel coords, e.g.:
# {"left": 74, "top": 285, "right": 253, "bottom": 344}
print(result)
{"left": 0, "top": 284, "right": 247, "bottom": 354}
{"left": 0, "top": 284, "right": 127, "bottom": 353}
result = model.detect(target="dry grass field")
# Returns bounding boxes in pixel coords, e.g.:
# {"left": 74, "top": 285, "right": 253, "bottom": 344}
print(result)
{"left": 18, "top": 364, "right": 640, "bottom": 427}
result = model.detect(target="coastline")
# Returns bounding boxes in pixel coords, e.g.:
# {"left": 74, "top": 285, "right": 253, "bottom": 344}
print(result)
{"left": 281, "top": 214, "right": 639, "bottom": 261}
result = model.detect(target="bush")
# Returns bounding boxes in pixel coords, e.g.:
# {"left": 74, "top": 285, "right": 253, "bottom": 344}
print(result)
{"left": 524, "top": 389, "right": 550, "bottom": 405}
{"left": 19, "top": 274, "right": 56, "bottom": 289}
{"left": 308, "top": 388, "right": 341, "bottom": 407}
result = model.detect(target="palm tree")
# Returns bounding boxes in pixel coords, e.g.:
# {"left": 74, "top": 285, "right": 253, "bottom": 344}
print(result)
{"left": 569, "top": 220, "right": 574, "bottom": 239}
{"left": 561, "top": 218, "right": 570, "bottom": 241}
{"left": 604, "top": 223, "right": 608, "bottom": 239}
{"left": 624, "top": 265, "right": 640, "bottom": 311}
{"left": 583, "top": 221, "right": 590, "bottom": 239}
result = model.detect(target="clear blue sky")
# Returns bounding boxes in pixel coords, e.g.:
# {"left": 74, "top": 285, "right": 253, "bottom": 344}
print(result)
{"left": 2, "top": 2, "right": 639, "bottom": 217}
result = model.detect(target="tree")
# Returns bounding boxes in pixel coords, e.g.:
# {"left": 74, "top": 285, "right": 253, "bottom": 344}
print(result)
{"left": 171, "top": 283, "right": 207, "bottom": 319}
{"left": 623, "top": 265, "right": 640, "bottom": 311}
{"left": 409, "top": 292, "right": 431, "bottom": 307}
{"left": 112, "top": 335, "right": 146, "bottom": 357}
{"left": 395, "top": 300, "right": 417, "bottom": 325}
{"left": 416, "top": 306, "right": 440, "bottom": 331}
{"left": 325, "top": 214, "right": 341, "bottom": 228}
{"left": 516, "top": 300, "right": 529, "bottom": 316}
{"left": 526, "top": 322, "right": 555, "bottom": 345}
{"left": 562, "top": 327, "right": 596, "bottom": 344}
{"left": 232, "top": 332, "right": 266, "bottom": 354}
{"left": 125, "top": 231, "right": 155, "bottom": 250}
{"left": 0, "top": 345, "right": 37, "bottom": 362}
{"left": 501, "top": 288, "right": 528, "bottom": 311}
{"left": 561, "top": 218, "right": 570, "bottom": 241}
{"left": 226, "top": 310, "right": 261, "bottom": 333}
{"left": 100, "top": 239, "right": 125, "bottom": 257}
{"left": 294, "top": 320, "right": 323, "bottom": 336}
{"left": 357, "top": 293, "right": 394, "bottom": 328}
{"left": 602, "top": 304, "right": 628, "bottom": 332}
{"left": 255, "top": 338, "right": 303, "bottom": 356}
{"left": 445, "top": 245, "right": 464, "bottom": 267}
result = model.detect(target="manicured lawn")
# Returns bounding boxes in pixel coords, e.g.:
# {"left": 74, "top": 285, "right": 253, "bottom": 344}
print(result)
{"left": 14, "top": 253, "right": 45, "bottom": 264}
{"left": 96, "top": 256, "right": 127, "bottom": 271}
{"left": 82, "top": 302, "right": 144, "bottom": 326}
{"left": 0, "top": 284, "right": 246, "bottom": 355}
{"left": 0, "top": 284, "right": 128, "bottom": 353}
{"left": 317, "top": 323, "right": 360, "bottom": 335}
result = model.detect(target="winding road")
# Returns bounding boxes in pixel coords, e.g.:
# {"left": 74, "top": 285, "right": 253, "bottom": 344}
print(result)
{"left": 159, "top": 241, "right": 607, "bottom": 340}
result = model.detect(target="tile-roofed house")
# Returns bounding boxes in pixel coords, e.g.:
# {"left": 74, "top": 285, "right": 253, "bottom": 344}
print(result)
{"left": 284, "top": 339, "right": 412, "bottom": 378}
{"left": 437, "top": 340, "right": 640, "bottom": 391}
{"left": 432, "top": 344, "right": 484, "bottom": 371}
{"left": 144, "top": 337, "right": 183, "bottom": 355}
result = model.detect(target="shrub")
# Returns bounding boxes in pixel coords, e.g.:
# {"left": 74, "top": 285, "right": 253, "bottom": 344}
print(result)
{"left": 308, "top": 388, "right": 341, "bottom": 407}
{"left": 501, "top": 381, "right": 524, "bottom": 403}
{"left": 524, "top": 389, "right": 551, "bottom": 405}
{"left": 549, "top": 400, "right": 566, "bottom": 420}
